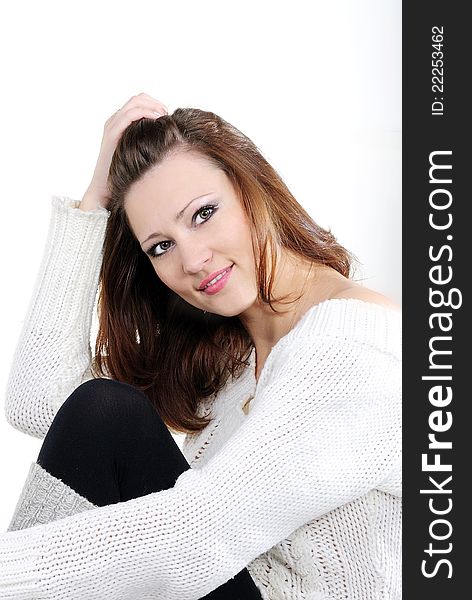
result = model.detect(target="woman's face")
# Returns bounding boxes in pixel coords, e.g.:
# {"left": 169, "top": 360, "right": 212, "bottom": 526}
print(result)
{"left": 124, "top": 150, "right": 259, "bottom": 317}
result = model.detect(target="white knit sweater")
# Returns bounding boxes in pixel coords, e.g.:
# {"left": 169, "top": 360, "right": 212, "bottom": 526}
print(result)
{"left": 0, "top": 196, "right": 402, "bottom": 600}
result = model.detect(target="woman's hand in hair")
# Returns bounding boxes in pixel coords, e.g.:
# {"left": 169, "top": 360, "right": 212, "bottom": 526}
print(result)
{"left": 79, "top": 93, "right": 168, "bottom": 212}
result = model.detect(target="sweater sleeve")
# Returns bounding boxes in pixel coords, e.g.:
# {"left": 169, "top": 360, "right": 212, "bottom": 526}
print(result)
{"left": 3, "top": 196, "right": 110, "bottom": 439}
{"left": 0, "top": 335, "right": 401, "bottom": 600}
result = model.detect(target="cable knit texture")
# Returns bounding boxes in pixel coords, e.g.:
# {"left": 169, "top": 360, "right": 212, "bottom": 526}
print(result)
{"left": 0, "top": 196, "right": 402, "bottom": 599}
{"left": 7, "top": 463, "right": 96, "bottom": 532}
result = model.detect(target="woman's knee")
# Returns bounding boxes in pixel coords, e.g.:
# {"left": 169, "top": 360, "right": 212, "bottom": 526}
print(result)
{"left": 39, "top": 378, "right": 189, "bottom": 504}
{"left": 68, "top": 377, "right": 150, "bottom": 404}
{"left": 53, "top": 378, "right": 160, "bottom": 435}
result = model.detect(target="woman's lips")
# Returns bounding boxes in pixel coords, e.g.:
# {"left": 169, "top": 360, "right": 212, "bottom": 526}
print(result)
{"left": 199, "top": 265, "right": 233, "bottom": 295}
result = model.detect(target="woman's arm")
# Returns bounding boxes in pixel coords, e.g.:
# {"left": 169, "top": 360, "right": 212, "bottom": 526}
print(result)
{"left": 3, "top": 94, "right": 168, "bottom": 440}
{"left": 4, "top": 196, "right": 109, "bottom": 438}
{"left": 0, "top": 332, "right": 401, "bottom": 599}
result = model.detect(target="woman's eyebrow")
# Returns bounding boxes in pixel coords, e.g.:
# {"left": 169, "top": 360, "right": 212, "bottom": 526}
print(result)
{"left": 140, "top": 192, "right": 215, "bottom": 247}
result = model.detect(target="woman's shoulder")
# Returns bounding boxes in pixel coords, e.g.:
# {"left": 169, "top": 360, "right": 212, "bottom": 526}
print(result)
{"left": 330, "top": 282, "right": 400, "bottom": 312}
{"left": 285, "top": 286, "right": 401, "bottom": 363}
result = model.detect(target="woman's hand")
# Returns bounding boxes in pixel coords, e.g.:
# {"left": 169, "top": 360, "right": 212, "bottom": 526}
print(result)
{"left": 79, "top": 93, "right": 168, "bottom": 211}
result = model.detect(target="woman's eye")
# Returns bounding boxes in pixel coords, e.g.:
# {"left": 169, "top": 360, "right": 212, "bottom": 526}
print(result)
{"left": 147, "top": 204, "right": 218, "bottom": 259}
{"left": 147, "top": 240, "right": 173, "bottom": 258}
{"left": 193, "top": 204, "right": 218, "bottom": 225}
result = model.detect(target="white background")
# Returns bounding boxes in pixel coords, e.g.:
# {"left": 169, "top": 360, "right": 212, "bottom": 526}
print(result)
{"left": 0, "top": 0, "right": 401, "bottom": 530}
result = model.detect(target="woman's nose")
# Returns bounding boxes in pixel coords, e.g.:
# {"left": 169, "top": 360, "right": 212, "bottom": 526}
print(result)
{"left": 180, "top": 244, "right": 212, "bottom": 275}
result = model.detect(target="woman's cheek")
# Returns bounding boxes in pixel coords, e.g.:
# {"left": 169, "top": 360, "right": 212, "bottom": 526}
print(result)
{"left": 152, "top": 264, "right": 169, "bottom": 286}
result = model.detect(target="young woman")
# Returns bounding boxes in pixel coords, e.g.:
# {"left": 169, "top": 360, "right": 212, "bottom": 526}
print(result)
{"left": 0, "top": 93, "right": 401, "bottom": 599}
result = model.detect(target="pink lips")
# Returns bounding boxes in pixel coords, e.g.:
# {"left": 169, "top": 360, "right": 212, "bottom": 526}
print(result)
{"left": 199, "top": 265, "right": 233, "bottom": 295}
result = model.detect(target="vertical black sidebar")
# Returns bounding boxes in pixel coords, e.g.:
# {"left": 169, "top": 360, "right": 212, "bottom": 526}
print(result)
{"left": 403, "top": 2, "right": 468, "bottom": 597}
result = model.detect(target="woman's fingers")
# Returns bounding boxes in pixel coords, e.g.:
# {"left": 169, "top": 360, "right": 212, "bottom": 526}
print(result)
{"left": 82, "top": 93, "right": 169, "bottom": 210}
{"left": 103, "top": 93, "right": 169, "bottom": 146}
{"left": 106, "top": 93, "right": 168, "bottom": 125}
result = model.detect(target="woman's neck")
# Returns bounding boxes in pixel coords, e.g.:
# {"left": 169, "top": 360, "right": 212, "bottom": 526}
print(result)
{"left": 238, "top": 253, "right": 352, "bottom": 381}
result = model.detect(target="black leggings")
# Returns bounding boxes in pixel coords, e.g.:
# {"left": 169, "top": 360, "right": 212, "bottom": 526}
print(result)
{"left": 37, "top": 378, "right": 263, "bottom": 600}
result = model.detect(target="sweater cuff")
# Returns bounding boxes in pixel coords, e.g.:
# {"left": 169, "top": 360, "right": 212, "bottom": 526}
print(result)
{"left": 51, "top": 194, "right": 110, "bottom": 218}
{"left": 0, "top": 526, "right": 43, "bottom": 599}
{"left": 8, "top": 462, "right": 96, "bottom": 532}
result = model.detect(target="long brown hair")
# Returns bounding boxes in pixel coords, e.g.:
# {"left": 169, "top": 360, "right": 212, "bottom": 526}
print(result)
{"left": 91, "top": 109, "right": 354, "bottom": 434}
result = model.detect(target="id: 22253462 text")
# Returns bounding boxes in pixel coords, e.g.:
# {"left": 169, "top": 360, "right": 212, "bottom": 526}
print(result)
{"left": 431, "top": 26, "right": 445, "bottom": 116}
